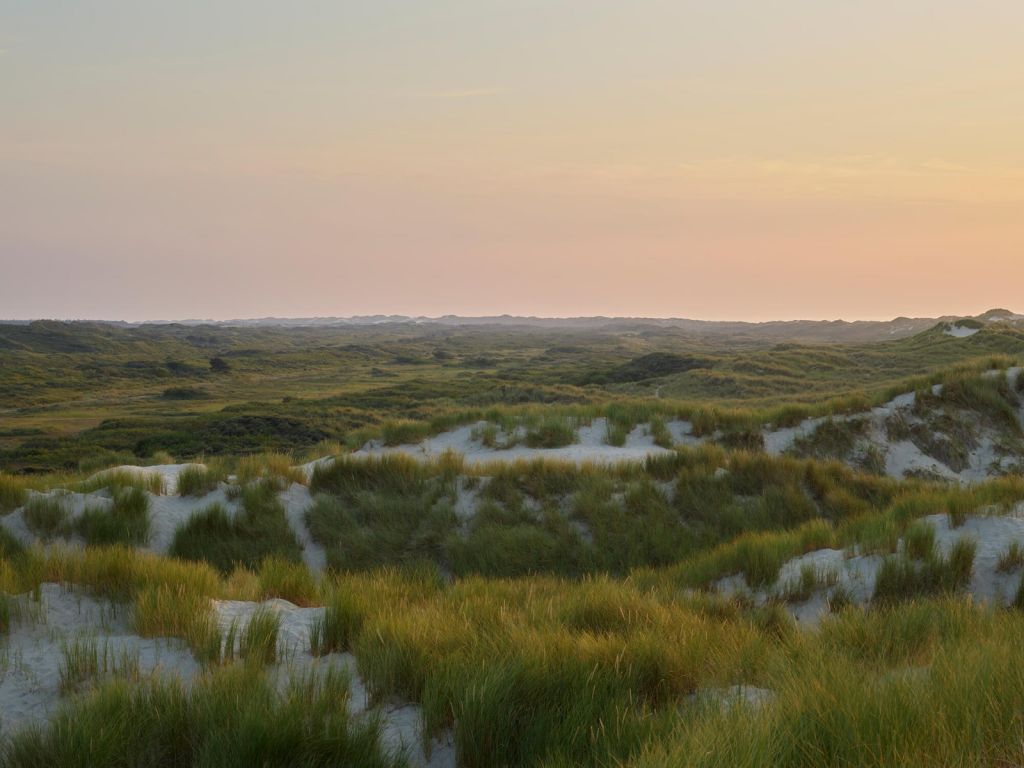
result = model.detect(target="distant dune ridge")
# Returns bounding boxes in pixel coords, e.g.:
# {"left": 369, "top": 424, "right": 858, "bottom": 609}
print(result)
{"left": 2, "top": 307, "right": 1023, "bottom": 344}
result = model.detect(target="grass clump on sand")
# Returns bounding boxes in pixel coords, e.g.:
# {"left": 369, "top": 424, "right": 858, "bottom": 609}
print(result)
{"left": 73, "top": 487, "right": 151, "bottom": 546}
{"left": 4, "top": 665, "right": 400, "bottom": 768}
{"left": 170, "top": 481, "right": 303, "bottom": 573}
{"left": 310, "top": 589, "right": 368, "bottom": 655}
{"left": 903, "top": 519, "right": 936, "bottom": 560}
{"left": 23, "top": 495, "right": 72, "bottom": 539}
{"left": 59, "top": 638, "right": 140, "bottom": 694}
{"left": 308, "top": 454, "right": 456, "bottom": 572}
{"left": 0, "top": 473, "right": 29, "bottom": 514}
{"left": 133, "top": 583, "right": 222, "bottom": 663}
{"left": 234, "top": 452, "right": 305, "bottom": 489}
{"left": 778, "top": 564, "right": 838, "bottom": 604}
{"left": 790, "top": 418, "right": 868, "bottom": 461}
{"left": 257, "top": 555, "right": 318, "bottom": 606}
{"left": 176, "top": 463, "right": 226, "bottom": 497}
{"left": 236, "top": 608, "right": 281, "bottom": 665}
{"left": 524, "top": 416, "right": 577, "bottom": 449}
{"left": 997, "top": 541, "right": 1024, "bottom": 573}
{"left": 872, "top": 538, "right": 976, "bottom": 604}
{"left": 77, "top": 469, "right": 165, "bottom": 496}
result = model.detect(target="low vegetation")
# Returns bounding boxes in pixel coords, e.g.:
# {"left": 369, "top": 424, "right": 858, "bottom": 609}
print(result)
{"left": 170, "top": 482, "right": 303, "bottom": 573}
{"left": 73, "top": 487, "right": 152, "bottom": 546}
{"left": 2, "top": 319, "right": 1024, "bottom": 764}
{"left": 6, "top": 666, "right": 399, "bottom": 767}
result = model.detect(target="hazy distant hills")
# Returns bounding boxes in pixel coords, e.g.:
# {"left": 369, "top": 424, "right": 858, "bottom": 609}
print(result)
{"left": 2, "top": 309, "right": 1022, "bottom": 345}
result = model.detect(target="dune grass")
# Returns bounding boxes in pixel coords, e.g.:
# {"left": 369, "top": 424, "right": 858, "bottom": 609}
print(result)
{"left": 169, "top": 481, "right": 303, "bottom": 574}
{"left": 234, "top": 452, "right": 305, "bottom": 488}
{"left": 73, "top": 486, "right": 151, "bottom": 547}
{"left": 22, "top": 495, "right": 72, "bottom": 540}
{"left": 310, "top": 588, "right": 368, "bottom": 656}
{"left": 77, "top": 469, "right": 166, "bottom": 496}
{"left": 5, "top": 665, "right": 400, "bottom": 768}
{"left": 176, "top": 462, "right": 226, "bottom": 497}
{"left": 996, "top": 540, "right": 1024, "bottom": 573}
{"left": 903, "top": 519, "right": 936, "bottom": 560}
{"left": 0, "top": 513, "right": 1021, "bottom": 767}
{"left": 59, "top": 638, "right": 141, "bottom": 694}
{"left": 237, "top": 608, "right": 281, "bottom": 665}
{"left": 0, "top": 473, "right": 29, "bottom": 514}
{"left": 872, "top": 538, "right": 977, "bottom": 605}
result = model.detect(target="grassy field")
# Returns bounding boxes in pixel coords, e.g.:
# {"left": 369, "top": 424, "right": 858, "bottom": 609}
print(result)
{"left": 2, "top": 317, "right": 1024, "bottom": 765}
{"left": 3, "top": 319, "right": 1024, "bottom": 472}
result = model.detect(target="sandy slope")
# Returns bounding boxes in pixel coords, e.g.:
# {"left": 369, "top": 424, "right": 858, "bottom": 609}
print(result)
{"left": 716, "top": 505, "right": 1024, "bottom": 625}
{"left": 0, "top": 585, "right": 453, "bottom": 767}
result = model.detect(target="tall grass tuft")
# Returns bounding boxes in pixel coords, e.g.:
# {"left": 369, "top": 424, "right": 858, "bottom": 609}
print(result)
{"left": 238, "top": 608, "right": 280, "bottom": 665}
{"left": 23, "top": 495, "right": 71, "bottom": 539}
{"left": 4, "top": 664, "right": 399, "bottom": 767}
{"left": 0, "top": 473, "right": 29, "bottom": 514}
{"left": 74, "top": 487, "right": 151, "bottom": 546}
{"left": 873, "top": 538, "right": 977, "bottom": 604}
{"left": 170, "top": 482, "right": 303, "bottom": 573}
{"left": 176, "top": 463, "right": 225, "bottom": 497}
{"left": 310, "top": 588, "right": 368, "bottom": 655}
{"left": 235, "top": 452, "right": 305, "bottom": 488}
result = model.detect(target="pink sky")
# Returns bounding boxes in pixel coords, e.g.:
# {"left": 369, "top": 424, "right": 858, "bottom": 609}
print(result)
{"left": 3, "top": 2, "right": 1023, "bottom": 321}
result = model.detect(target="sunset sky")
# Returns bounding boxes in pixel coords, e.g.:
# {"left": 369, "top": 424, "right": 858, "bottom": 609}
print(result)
{"left": 3, "top": 1, "right": 1023, "bottom": 321}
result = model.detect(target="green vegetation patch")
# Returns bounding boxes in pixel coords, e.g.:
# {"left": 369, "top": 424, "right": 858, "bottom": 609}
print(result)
{"left": 170, "top": 481, "right": 302, "bottom": 573}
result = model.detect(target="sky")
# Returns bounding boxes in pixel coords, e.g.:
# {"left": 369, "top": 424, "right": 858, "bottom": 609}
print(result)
{"left": 2, "top": 1, "right": 1023, "bottom": 322}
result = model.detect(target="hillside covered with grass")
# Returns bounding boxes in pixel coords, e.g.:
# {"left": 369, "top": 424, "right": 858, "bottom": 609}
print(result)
{"left": 2, "top": 317, "right": 1024, "bottom": 766}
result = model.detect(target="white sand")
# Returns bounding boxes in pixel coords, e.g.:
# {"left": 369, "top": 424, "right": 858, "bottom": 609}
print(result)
{"left": 1, "top": 472, "right": 329, "bottom": 571}
{"left": 719, "top": 505, "right": 1024, "bottom": 625}
{"left": 354, "top": 418, "right": 678, "bottom": 466}
{"left": 0, "top": 583, "right": 200, "bottom": 733}
{"left": 0, "top": 586, "right": 453, "bottom": 766}
{"left": 146, "top": 485, "right": 240, "bottom": 554}
{"left": 278, "top": 483, "right": 327, "bottom": 571}
{"left": 944, "top": 324, "right": 981, "bottom": 338}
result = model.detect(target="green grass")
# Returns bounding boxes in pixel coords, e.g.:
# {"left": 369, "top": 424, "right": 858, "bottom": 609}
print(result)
{"left": 23, "top": 495, "right": 71, "bottom": 539}
{"left": 169, "top": 481, "right": 303, "bottom": 573}
{"left": 903, "top": 519, "right": 936, "bottom": 560}
{"left": 59, "top": 638, "right": 140, "bottom": 694}
{"left": 873, "top": 538, "right": 977, "bottom": 604}
{"left": 5, "top": 665, "right": 401, "bottom": 768}
{"left": 524, "top": 416, "right": 577, "bottom": 448}
{"left": 997, "top": 541, "right": 1024, "bottom": 573}
{"left": 310, "top": 588, "right": 368, "bottom": 655}
{"left": 0, "top": 473, "right": 29, "bottom": 513}
{"left": 176, "top": 463, "right": 225, "bottom": 497}
{"left": 73, "top": 486, "right": 151, "bottom": 546}
{"left": 238, "top": 608, "right": 281, "bottom": 665}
